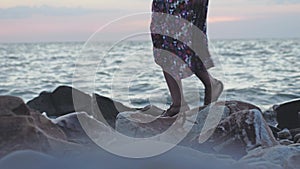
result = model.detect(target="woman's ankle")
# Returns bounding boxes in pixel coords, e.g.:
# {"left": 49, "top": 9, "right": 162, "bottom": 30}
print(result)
{"left": 172, "top": 101, "right": 188, "bottom": 107}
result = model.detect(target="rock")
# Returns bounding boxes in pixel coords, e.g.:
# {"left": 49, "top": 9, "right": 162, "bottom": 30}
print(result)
{"left": 294, "top": 134, "right": 300, "bottom": 143}
{"left": 208, "top": 109, "right": 279, "bottom": 158}
{"left": 0, "top": 116, "right": 51, "bottom": 157}
{"left": 2, "top": 96, "right": 67, "bottom": 140}
{"left": 29, "top": 110, "right": 67, "bottom": 141}
{"left": 0, "top": 150, "right": 55, "bottom": 169}
{"left": 116, "top": 101, "right": 277, "bottom": 159}
{"left": 239, "top": 144, "right": 300, "bottom": 169}
{"left": 0, "top": 114, "right": 85, "bottom": 158}
{"left": 115, "top": 102, "right": 183, "bottom": 138}
{"left": 274, "top": 99, "right": 300, "bottom": 129}
{"left": 268, "top": 125, "right": 281, "bottom": 139}
{"left": 239, "top": 160, "right": 282, "bottom": 169}
{"left": 137, "top": 104, "right": 164, "bottom": 116}
{"left": 0, "top": 96, "right": 86, "bottom": 158}
{"left": 5, "top": 145, "right": 300, "bottom": 169}
{"left": 52, "top": 112, "right": 113, "bottom": 146}
{"left": 27, "top": 86, "right": 92, "bottom": 117}
{"left": 0, "top": 96, "right": 30, "bottom": 116}
{"left": 222, "top": 100, "right": 262, "bottom": 114}
{"left": 190, "top": 103, "right": 277, "bottom": 159}
{"left": 284, "top": 154, "right": 300, "bottom": 169}
{"left": 117, "top": 111, "right": 175, "bottom": 138}
{"left": 277, "top": 128, "right": 293, "bottom": 140}
{"left": 115, "top": 102, "right": 231, "bottom": 151}
{"left": 279, "top": 139, "right": 294, "bottom": 146}
{"left": 52, "top": 112, "right": 91, "bottom": 144}
{"left": 190, "top": 101, "right": 262, "bottom": 145}
{"left": 290, "top": 128, "right": 300, "bottom": 138}
{"left": 103, "top": 144, "right": 246, "bottom": 169}
{"left": 27, "top": 86, "right": 137, "bottom": 128}
{"left": 0, "top": 145, "right": 254, "bottom": 169}
{"left": 262, "top": 107, "right": 278, "bottom": 127}
{"left": 92, "top": 93, "right": 137, "bottom": 128}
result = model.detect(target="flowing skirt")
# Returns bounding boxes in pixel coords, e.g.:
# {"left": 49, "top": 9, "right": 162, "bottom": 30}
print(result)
{"left": 151, "top": 0, "right": 214, "bottom": 79}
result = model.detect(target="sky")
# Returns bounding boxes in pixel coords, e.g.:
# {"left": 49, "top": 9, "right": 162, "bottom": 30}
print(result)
{"left": 0, "top": 0, "right": 300, "bottom": 42}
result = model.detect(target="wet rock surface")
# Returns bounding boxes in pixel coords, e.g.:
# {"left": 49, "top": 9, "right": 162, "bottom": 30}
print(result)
{"left": 1, "top": 86, "right": 300, "bottom": 169}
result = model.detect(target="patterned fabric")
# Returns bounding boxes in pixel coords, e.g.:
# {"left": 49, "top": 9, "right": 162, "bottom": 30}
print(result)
{"left": 151, "top": 0, "right": 213, "bottom": 79}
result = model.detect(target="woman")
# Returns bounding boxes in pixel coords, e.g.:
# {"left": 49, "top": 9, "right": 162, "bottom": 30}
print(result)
{"left": 150, "top": 0, "right": 223, "bottom": 117}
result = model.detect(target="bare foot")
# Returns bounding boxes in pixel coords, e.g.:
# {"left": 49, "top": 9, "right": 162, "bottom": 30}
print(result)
{"left": 161, "top": 103, "right": 190, "bottom": 117}
{"left": 204, "top": 79, "right": 224, "bottom": 105}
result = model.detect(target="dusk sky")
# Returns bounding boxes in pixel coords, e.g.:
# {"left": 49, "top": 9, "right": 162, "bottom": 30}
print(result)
{"left": 0, "top": 0, "right": 300, "bottom": 42}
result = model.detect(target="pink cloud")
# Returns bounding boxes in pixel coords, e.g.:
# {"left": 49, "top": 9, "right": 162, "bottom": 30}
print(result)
{"left": 208, "top": 16, "right": 244, "bottom": 23}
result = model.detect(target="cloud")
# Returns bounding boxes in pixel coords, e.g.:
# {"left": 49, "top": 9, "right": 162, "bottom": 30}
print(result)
{"left": 208, "top": 16, "right": 244, "bottom": 23}
{"left": 0, "top": 5, "right": 105, "bottom": 19}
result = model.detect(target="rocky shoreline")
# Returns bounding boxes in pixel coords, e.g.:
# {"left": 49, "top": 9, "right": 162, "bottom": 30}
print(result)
{"left": 0, "top": 86, "right": 299, "bottom": 169}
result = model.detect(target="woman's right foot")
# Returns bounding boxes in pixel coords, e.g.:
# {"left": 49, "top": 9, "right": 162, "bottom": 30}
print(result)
{"left": 204, "top": 79, "right": 224, "bottom": 106}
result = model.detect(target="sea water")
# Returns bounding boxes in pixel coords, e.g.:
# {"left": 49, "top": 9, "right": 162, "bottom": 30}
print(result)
{"left": 0, "top": 39, "right": 299, "bottom": 110}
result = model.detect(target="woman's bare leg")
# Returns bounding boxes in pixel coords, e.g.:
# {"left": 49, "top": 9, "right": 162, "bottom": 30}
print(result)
{"left": 162, "top": 71, "right": 189, "bottom": 116}
{"left": 194, "top": 69, "right": 223, "bottom": 105}
{"left": 163, "top": 71, "right": 184, "bottom": 106}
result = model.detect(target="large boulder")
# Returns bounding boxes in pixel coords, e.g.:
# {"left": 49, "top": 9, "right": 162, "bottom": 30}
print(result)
{"left": 116, "top": 101, "right": 259, "bottom": 137}
{"left": 116, "top": 101, "right": 277, "bottom": 158}
{"left": 207, "top": 109, "right": 279, "bottom": 158}
{"left": 27, "top": 86, "right": 136, "bottom": 128}
{"left": 27, "top": 86, "right": 92, "bottom": 117}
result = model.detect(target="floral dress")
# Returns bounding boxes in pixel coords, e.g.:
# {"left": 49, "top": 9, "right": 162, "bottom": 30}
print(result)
{"left": 151, "top": 0, "right": 214, "bottom": 79}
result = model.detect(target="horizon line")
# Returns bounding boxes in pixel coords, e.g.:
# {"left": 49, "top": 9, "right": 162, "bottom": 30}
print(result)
{"left": 1, "top": 37, "right": 300, "bottom": 44}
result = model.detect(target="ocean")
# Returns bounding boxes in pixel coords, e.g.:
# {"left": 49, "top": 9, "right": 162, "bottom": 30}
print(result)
{"left": 0, "top": 39, "right": 299, "bottom": 111}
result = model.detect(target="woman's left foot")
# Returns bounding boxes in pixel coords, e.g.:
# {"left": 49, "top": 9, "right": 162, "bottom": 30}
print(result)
{"left": 161, "top": 103, "right": 190, "bottom": 117}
